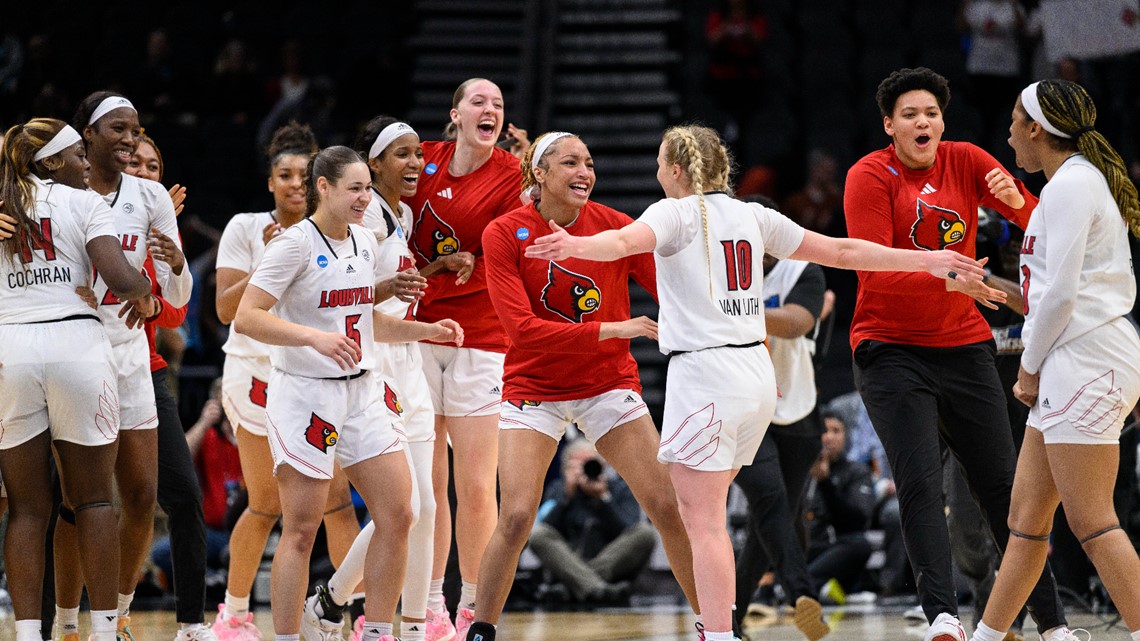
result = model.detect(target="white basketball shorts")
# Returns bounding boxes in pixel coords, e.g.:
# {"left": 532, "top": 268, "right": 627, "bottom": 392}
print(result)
{"left": 499, "top": 388, "right": 649, "bottom": 444}
{"left": 222, "top": 354, "right": 271, "bottom": 437}
{"left": 419, "top": 343, "right": 504, "bottom": 418}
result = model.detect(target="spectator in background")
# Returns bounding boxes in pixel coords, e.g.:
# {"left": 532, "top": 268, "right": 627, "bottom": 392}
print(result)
{"left": 209, "top": 40, "right": 261, "bottom": 127}
{"left": 804, "top": 414, "right": 875, "bottom": 596}
{"left": 959, "top": 0, "right": 1028, "bottom": 147}
{"left": 528, "top": 439, "right": 656, "bottom": 605}
{"left": 151, "top": 380, "right": 242, "bottom": 591}
{"left": 782, "top": 150, "right": 844, "bottom": 237}
{"left": 704, "top": 0, "right": 767, "bottom": 147}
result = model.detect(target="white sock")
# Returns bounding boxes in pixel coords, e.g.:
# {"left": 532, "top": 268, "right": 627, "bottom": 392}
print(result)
{"left": 15, "top": 620, "right": 41, "bottom": 641}
{"left": 972, "top": 622, "right": 1005, "bottom": 641}
{"left": 427, "top": 578, "right": 446, "bottom": 612}
{"left": 91, "top": 609, "right": 118, "bottom": 641}
{"left": 117, "top": 592, "right": 134, "bottom": 618}
{"left": 402, "top": 621, "right": 426, "bottom": 641}
{"left": 57, "top": 606, "right": 81, "bottom": 634}
{"left": 276, "top": 635, "right": 300, "bottom": 641}
{"left": 329, "top": 520, "right": 372, "bottom": 606}
{"left": 224, "top": 592, "right": 250, "bottom": 620}
{"left": 360, "top": 621, "right": 393, "bottom": 641}
{"left": 459, "top": 580, "right": 477, "bottom": 611}
{"left": 704, "top": 631, "right": 733, "bottom": 641}
{"left": 1130, "top": 630, "right": 1140, "bottom": 641}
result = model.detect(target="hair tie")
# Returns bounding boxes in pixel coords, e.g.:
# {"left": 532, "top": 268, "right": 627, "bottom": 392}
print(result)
{"left": 1073, "top": 125, "right": 1095, "bottom": 137}
{"left": 33, "top": 125, "right": 82, "bottom": 162}
{"left": 1020, "top": 83, "right": 1070, "bottom": 139}
{"left": 368, "top": 122, "right": 417, "bottom": 160}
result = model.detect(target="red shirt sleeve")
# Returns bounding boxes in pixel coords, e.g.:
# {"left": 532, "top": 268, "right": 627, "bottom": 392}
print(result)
{"left": 482, "top": 220, "right": 602, "bottom": 353}
{"left": 969, "top": 144, "right": 1038, "bottom": 229}
{"left": 843, "top": 161, "right": 940, "bottom": 294}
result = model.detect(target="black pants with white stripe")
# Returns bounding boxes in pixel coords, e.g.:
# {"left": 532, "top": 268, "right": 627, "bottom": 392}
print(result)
{"left": 854, "top": 339, "right": 1065, "bottom": 632}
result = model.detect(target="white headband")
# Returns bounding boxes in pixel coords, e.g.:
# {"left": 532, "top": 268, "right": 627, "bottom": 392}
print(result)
{"left": 33, "top": 125, "right": 82, "bottom": 162}
{"left": 87, "top": 96, "right": 137, "bottom": 126}
{"left": 369, "top": 122, "right": 417, "bottom": 159}
{"left": 1020, "top": 83, "right": 1070, "bottom": 139}
{"left": 530, "top": 132, "right": 573, "bottom": 169}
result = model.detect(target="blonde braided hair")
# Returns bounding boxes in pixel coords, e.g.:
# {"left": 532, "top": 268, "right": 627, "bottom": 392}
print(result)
{"left": 1034, "top": 80, "right": 1140, "bottom": 237}
{"left": 661, "top": 125, "right": 734, "bottom": 298}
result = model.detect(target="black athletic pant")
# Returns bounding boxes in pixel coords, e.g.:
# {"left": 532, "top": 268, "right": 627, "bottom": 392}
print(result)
{"left": 733, "top": 422, "right": 821, "bottom": 617}
{"left": 153, "top": 368, "right": 208, "bottom": 623}
{"left": 853, "top": 340, "right": 1065, "bottom": 632}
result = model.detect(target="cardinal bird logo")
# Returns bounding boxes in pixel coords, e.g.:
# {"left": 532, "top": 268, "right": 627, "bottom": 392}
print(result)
{"left": 910, "top": 199, "right": 966, "bottom": 251}
{"left": 249, "top": 377, "right": 268, "bottom": 408}
{"left": 384, "top": 382, "right": 403, "bottom": 416}
{"left": 507, "top": 399, "right": 541, "bottom": 410}
{"left": 541, "top": 262, "right": 601, "bottom": 322}
{"left": 305, "top": 413, "right": 339, "bottom": 453}
{"left": 413, "top": 202, "right": 460, "bottom": 262}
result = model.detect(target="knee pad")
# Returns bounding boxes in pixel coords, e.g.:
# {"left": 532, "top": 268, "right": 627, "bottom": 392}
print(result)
{"left": 1009, "top": 529, "right": 1050, "bottom": 542}
{"left": 73, "top": 501, "right": 113, "bottom": 515}
{"left": 1079, "top": 524, "right": 1122, "bottom": 545}
{"left": 58, "top": 505, "right": 76, "bottom": 525}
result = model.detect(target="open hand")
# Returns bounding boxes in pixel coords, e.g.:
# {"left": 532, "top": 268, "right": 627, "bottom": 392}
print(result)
{"left": 387, "top": 268, "right": 428, "bottom": 303}
{"left": 119, "top": 294, "right": 159, "bottom": 330}
{"left": 168, "top": 184, "right": 187, "bottom": 217}
{"left": 945, "top": 265, "right": 1008, "bottom": 310}
{"left": 986, "top": 168, "right": 1025, "bottom": 210}
{"left": 925, "top": 250, "right": 988, "bottom": 283}
{"left": 525, "top": 220, "right": 577, "bottom": 261}
{"left": 506, "top": 123, "right": 531, "bottom": 158}
{"left": 430, "top": 319, "right": 464, "bottom": 347}
{"left": 441, "top": 251, "right": 475, "bottom": 285}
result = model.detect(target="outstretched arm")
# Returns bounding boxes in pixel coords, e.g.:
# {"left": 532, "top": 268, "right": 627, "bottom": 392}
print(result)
{"left": 789, "top": 229, "right": 989, "bottom": 283}
{"left": 525, "top": 220, "right": 656, "bottom": 262}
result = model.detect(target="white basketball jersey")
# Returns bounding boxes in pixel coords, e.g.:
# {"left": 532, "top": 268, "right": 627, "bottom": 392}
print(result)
{"left": 0, "top": 178, "right": 117, "bottom": 324}
{"left": 1020, "top": 155, "right": 1137, "bottom": 373}
{"left": 92, "top": 173, "right": 191, "bottom": 347}
{"left": 217, "top": 211, "right": 277, "bottom": 359}
{"left": 362, "top": 193, "right": 416, "bottom": 321}
{"left": 638, "top": 193, "right": 806, "bottom": 354}
{"left": 248, "top": 219, "right": 381, "bottom": 378}
{"left": 762, "top": 259, "right": 818, "bottom": 424}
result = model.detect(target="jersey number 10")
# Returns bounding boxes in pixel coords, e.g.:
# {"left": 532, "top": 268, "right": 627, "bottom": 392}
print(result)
{"left": 720, "top": 240, "right": 754, "bottom": 291}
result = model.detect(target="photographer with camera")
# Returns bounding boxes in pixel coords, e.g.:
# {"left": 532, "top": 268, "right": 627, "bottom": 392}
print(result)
{"left": 528, "top": 438, "right": 657, "bottom": 605}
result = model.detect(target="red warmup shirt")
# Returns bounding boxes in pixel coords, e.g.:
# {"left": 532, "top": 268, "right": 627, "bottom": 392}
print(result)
{"left": 483, "top": 201, "right": 657, "bottom": 401}
{"left": 143, "top": 255, "right": 188, "bottom": 372}
{"left": 195, "top": 426, "right": 243, "bottom": 530}
{"left": 845, "top": 141, "right": 1036, "bottom": 349}
{"left": 404, "top": 141, "right": 522, "bottom": 352}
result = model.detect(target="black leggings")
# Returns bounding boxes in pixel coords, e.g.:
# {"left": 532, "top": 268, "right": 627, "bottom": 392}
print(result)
{"left": 153, "top": 368, "right": 208, "bottom": 624}
{"left": 853, "top": 340, "right": 1065, "bottom": 632}
{"left": 733, "top": 422, "right": 821, "bottom": 616}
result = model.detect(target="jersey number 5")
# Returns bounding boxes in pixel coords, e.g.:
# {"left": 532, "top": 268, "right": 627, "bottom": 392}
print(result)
{"left": 720, "top": 240, "right": 754, "bottom": 291}
{"left": 345, "top": 314, "right": 362, "bottom": 349}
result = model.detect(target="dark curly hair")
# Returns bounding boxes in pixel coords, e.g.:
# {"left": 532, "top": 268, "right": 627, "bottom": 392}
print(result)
{"left": 875, "top": 67, "right": 951, "bottom": 118}
{"left": 267, "top": 120, "right": 318, "bottom": 169}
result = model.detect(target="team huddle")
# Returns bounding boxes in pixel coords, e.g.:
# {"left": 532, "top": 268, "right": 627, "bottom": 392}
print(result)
{"left": 1, "top": 67, "right": 1139, "bottom": 641}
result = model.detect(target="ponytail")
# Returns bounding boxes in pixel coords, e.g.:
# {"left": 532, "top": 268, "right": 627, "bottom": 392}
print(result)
{"left": 0, "top": 118, "right": 71, "bottom": 263}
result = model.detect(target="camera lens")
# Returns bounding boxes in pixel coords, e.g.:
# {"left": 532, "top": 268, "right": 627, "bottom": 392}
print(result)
{"left": 583, "top": 458, "right": 603, "bottom": 480}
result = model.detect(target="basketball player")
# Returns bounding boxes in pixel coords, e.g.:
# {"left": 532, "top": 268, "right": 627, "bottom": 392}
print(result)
{"left": 213, "top": 123, "right": 363, "bottom": 641}
{"left": 233, "top": 145, "right": 461, "bottom": 641}
{"left": 526, "top": 124, "right": 987, "bottom": 641}
{"left": 969, "top": 80, "right": 1140, "bottom": 641}
{"left": 462, "top": 132, "right": 702, "bottom": 641}
{"left": 405, "top": 78, "right": 524, "bottom": 641}
{"left": 842, "top": 68, "right": 1069, "bottom": 641}
{"left": 302, "top": 116, "right": 468, "bottom": 641}
{"left": 63, "top": 91, "right": 193, "bottom": 641}
{"left": 0, "top": 117, "right": 151, "bottom": 641}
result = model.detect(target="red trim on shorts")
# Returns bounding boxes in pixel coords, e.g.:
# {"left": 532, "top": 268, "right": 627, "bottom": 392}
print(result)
{"left": 1042, "top": 369, "right": 1121, "bottom": 435}
{"left": 607, "top": 404, "right": 648, "bottom": 432}
{"left": 465, "top": 400, "right": 502, "bottom": 417}
{"left": 124, "top": 414, "right": 159, "bottom": 430}
{"left": 266, "top": 414, "right": 332, "bottom": 478}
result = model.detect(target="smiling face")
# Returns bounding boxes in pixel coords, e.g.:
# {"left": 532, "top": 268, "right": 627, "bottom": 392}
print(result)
{"left": 884, "top": 89, "right": 945, "bottom": 170}
{"left": 126, "top": 141, "right": 161, "bottom": 181}
{"left": 317, "top": 161, "right": 372, "bottom": 227}
{"left": 450, "top": 79, "right": 504, "bottom": 151}
{"left": 370, "top": 132, "right": 424, "bottom": 200}
{"left": 84, "top": 107, "right": 140, "bottom": 174}
{"left": 269, "top": 153, "right": 310, "bottom": 218}
{"left": 534, "top": 137, "right": 594, "bottom": 209}
{"left": 1008, "top": 96, "right": 1043, "bottom": 174}
{"left": 51, "top": 141, "right": 91, "bottom": 190}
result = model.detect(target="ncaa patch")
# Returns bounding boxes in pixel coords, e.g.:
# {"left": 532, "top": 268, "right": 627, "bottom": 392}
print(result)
{"left": 424, "top": 162, "right": 438, "bottom": 175}
{"left": 317, "top": 255, "right": 329, "bottom": 268}
{"left": 516, "top": 227, "right": 530, "bottom": 241}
